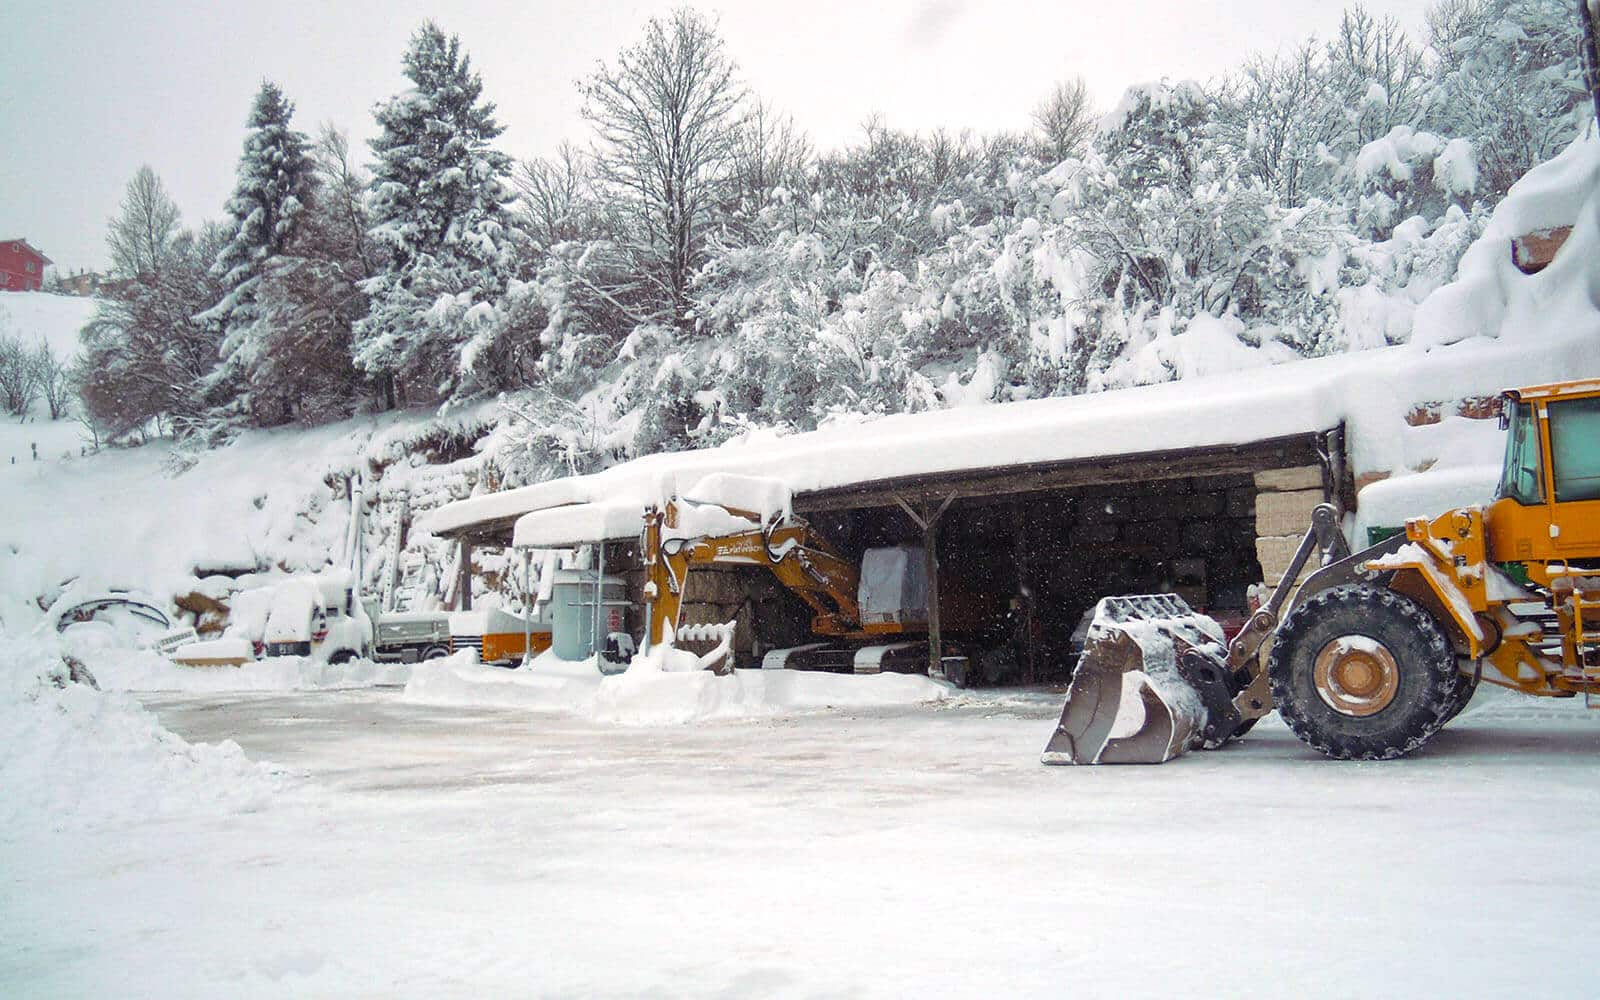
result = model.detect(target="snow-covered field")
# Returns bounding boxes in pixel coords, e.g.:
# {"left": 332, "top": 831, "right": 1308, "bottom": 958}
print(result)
{"left": 0, "top": 292, "right": 95, "bottom": 466}
{"left": 4, "top": 674, "right": 1596, "bottom": 998}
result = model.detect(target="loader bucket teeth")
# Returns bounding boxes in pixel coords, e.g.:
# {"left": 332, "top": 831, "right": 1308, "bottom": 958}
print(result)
{"left": 1042, "top": 594, "right": 1235, "bottom": 765}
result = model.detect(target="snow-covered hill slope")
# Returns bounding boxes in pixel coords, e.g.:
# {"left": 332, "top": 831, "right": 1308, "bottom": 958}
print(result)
{"left": 1352, "top": 126, "right": 1600, "bottom": 533}
{"left": 0, "top": 406, "right": 495, "bottom": 633}
{"left": 0, "top": 290, "right": 94, "bottom": 361}
{"left": 0, "top": 291, "right": 97, "bottom": 463}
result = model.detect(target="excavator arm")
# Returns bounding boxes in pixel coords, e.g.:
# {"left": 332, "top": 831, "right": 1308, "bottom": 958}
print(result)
{"left": 642, "top": 502, "right": 862, "bottom": 665}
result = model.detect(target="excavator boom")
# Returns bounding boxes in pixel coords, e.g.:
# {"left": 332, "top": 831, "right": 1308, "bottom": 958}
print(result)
{"left": 643, "top": 500, "right": 866, "bottom": 671}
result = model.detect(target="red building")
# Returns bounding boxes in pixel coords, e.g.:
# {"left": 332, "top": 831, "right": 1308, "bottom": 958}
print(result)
{"left": 0, "top": 239, "right": 51, "bottom": 292}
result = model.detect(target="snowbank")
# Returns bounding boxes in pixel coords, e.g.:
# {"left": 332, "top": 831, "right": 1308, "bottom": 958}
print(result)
{"left": 1354, "top": 465, "right": 1502, "bottom": 541}
{"left": 0, "top": 632, "right": 284, "bottom": 833}
{"left": 403, "top": 649, "right": 950, "bottom": 724}
{"left": 1413, "top": 130, "right": 1600, "bottom": 349}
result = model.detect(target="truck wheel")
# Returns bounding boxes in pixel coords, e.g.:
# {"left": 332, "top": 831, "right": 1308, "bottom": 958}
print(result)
{"left": 421, "top": 645, "right": 450, "bottom": 660}
{"left": 1267, "top": 584, "right": 1457, "bottom": 760}
{"left": 329, "top": 649, "right": 358, "bottom": 665}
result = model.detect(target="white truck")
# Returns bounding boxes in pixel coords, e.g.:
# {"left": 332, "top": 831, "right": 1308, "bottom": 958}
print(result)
{"left": 174, "top": 480, "right": 454, "bottom": 666}
{"left": 256, "top": 572, "right": 453, "bottom": 663}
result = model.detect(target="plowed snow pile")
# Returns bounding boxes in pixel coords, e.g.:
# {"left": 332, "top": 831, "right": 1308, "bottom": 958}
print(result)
{"left": 404, "top": 649, "right": 950, "bottom": 724}
{"left": 0, "top": 632, "right": 284, "bottom": 832}
{"left": 68, "top": 643, "right": 411, "bottom": 694}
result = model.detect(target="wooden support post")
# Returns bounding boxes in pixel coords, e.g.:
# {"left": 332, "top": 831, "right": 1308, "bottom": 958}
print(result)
{"left": 1013, "top": 499, "right": 1036, "bottom": 685}
{"left": 896, "top": 492, "right": 959, "bottom": 680}
{"left": 457, "top": 539, "right": 473, "bottom": 612}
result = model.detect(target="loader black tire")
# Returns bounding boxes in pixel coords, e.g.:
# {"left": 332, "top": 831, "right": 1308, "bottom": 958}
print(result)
{"left": 1267, "top": 584, "right": 1457, "bottom": 761}
{"left": 1443, "top": 668, "right": 1479, "bottom": 723}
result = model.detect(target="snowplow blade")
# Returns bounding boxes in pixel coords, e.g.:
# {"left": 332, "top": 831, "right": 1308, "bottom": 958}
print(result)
{"left": 1042, "top": 595, "right": 1239, "bottom": 765}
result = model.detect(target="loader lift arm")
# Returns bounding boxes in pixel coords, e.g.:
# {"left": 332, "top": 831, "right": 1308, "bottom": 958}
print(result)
{"left": 1045, "top": 501, "right": 1353, "bottom": 765}
{"left": 1225, "top": 502, "right": 1352, "bottom": 723}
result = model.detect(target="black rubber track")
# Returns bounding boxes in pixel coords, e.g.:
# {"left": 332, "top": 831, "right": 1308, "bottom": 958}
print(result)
{"left": 1267, "top": 584, "right": 1458, "bottom": 760}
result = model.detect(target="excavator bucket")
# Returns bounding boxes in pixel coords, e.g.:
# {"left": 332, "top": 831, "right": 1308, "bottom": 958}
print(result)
{"left": 1042, "top": 595, "right": 1239, "bottom": 765}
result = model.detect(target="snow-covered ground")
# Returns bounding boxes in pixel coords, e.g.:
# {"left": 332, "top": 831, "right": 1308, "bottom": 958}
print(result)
{"left": 4, "top": 679, "right": 1596, "bottom": 998}
{"left": 0, "top": 292, "right": 95, "bottom": 466}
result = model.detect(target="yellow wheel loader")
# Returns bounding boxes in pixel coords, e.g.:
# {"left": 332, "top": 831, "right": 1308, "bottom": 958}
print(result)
{"left": 1046, "top": 378, "right": 1600, "bottom": 763}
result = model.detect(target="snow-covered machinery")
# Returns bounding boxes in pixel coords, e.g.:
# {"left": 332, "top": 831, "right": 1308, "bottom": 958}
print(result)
{"left": 1047, "top": 378, "right": 1600, "bottom": 763}
{"left": 451, "top": 605, "right": 553, "bottom": 665}
{"left": 172, "top": 480, "right": 455, "bottom": 666}
{"left": 640, "top": 474, "right": 983, "bottom": 679}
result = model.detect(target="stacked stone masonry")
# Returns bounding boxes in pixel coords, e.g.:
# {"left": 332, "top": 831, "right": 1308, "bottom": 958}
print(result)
{"left": 1252, "top": 466, "right": 1325, "bottom": 590}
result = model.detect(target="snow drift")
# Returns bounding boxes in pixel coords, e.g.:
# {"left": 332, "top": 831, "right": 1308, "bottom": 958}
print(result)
{"left": 0, "top": 631, "right": 285, "bottom": 833}
{"left": 404, "top": 649, "right": 950, "bottom": 724}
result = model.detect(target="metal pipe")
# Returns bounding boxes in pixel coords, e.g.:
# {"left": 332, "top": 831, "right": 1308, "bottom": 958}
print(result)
{"left": 592, "top": 542, "right": 606, "bottom": 662}
{"left": 522, "top": 548, "right": 534, "bottom": 667}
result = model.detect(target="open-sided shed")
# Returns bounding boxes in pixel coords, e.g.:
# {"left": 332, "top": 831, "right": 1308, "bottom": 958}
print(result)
{"left": 420, "top": 357, "right": 1377, "bottom": 681}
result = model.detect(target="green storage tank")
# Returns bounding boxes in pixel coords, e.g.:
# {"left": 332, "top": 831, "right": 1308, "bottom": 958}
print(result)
{"left": 550, "top": 570, "right": 629, "bottom": 661}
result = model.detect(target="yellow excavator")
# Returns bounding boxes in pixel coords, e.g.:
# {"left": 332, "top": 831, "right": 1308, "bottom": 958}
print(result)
{"left": 1046, "top": 378, "right": 1600, "bottom": 763}
{"left": 639, "top": 487, "right": 987, "bottom": 678}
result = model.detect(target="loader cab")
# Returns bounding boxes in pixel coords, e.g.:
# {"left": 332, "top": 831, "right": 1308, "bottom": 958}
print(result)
{"left": 1489, "top": 382, "right": 1600, "bottom": 563}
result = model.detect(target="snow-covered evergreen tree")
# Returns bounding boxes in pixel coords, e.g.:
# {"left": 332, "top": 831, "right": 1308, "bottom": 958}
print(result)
{"left": 354, "top": 21, "right": 516, "bottom": 405}
{"left": 198, "top": 81, "right": 315, "bottom": 421}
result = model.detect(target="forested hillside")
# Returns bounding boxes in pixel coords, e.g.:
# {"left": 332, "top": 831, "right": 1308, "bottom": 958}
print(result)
{"left": 71, "top": 1, "right": 1593, "bottom": 489}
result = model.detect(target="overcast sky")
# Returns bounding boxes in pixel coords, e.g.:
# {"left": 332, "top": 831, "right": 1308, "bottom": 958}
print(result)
{"left": 1, "top": 0, "right": 1434, "bottom": 272}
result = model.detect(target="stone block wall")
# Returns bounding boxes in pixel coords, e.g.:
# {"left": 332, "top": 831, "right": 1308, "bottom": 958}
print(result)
{"left": 1252, "top": 465, "right": 1325, "bottom": 590}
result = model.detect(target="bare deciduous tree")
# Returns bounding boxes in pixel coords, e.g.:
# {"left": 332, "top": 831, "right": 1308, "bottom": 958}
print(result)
{"left": 514, "top": 143, "right": 593, "bottom": 248}
{"left": 1218, "top": 43, "right": 1343, "bottom": 205}
{"left": 313, "top": 125, "right": 377, "bottom": 279}
{"left": 1327, "top": 5, "right": 1427, "bottom": 145}
{"left": 1033, "top": 75, "right": 1095, "bottom": 162}
{"left": 106, "top": 165, "right": 181, "bottom": 279}
{"left": 582, "top": 7, "right": 748, "bottom": 330}
{"left": 729, "top": 99, "right": 812, "bottom": 213}
{"left": 31, "top": 342, "right": 72, "bottom": 420}
{"left": 0, "top": 333, "right": 38, "bottom": 416}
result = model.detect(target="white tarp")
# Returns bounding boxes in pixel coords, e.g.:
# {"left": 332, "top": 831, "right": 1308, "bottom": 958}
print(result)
{"left": 857, "top": 546, "right": 928, "bottom": 624}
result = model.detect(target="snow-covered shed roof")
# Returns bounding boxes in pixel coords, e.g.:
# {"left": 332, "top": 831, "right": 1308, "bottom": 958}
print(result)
{"left": 424, "top": 347, "right": 1391, "bottom": 548}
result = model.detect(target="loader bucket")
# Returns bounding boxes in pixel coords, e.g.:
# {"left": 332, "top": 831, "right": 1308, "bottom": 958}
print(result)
{"left": 1042, "top": 595, "right": 1239, "bottom": 765}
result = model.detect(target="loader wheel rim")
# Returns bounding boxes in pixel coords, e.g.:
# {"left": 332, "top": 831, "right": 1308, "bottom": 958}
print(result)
{"left": 1313, "top": 636, "right": 1400, "bottom": 717}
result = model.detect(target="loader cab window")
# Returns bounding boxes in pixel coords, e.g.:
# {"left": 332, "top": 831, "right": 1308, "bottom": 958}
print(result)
{"left": 1497, "top": 401, "right": 1544, "bottom": 505}
{"left": 1547, "top": 396, "right": 1600, "bottom": 502}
